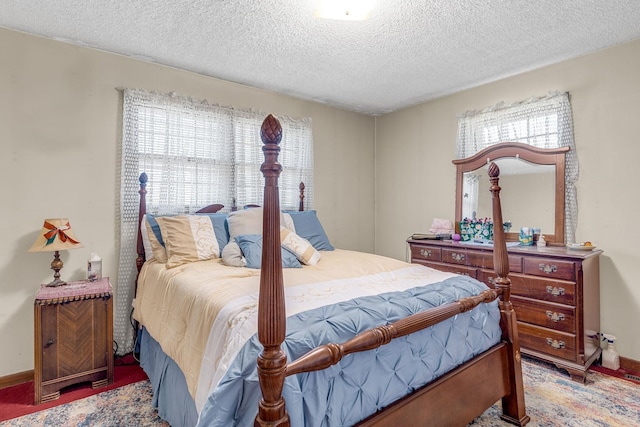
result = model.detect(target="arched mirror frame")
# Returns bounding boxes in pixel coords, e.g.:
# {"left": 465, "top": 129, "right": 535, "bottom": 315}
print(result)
{"left": 453, "top": 142, "right": 570, "bottom": 246}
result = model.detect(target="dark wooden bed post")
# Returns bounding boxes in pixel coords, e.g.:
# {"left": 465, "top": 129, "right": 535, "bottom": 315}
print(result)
{"left": 136, "top": 172, "right": 148, "bottom": 274}
{"left": 488, "top": 162, "right": 530, "bottom": 426}
{"left": 255, "top": 114, "right": 290, "bottom": 427}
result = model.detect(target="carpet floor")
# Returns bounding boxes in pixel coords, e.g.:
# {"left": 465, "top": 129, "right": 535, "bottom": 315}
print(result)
{"left": 0, "top": 355, "right": 147, "bottom": 422}
{"left": 1, "top": 358, "right": 638, "bottom": 426}
{"left": 471, "top": 358, "right": 640, "bottom": 426}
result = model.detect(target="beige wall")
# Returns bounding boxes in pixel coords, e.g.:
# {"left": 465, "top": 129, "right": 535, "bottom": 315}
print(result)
{"left": 0, "top": 28, "right": 375, "bottom": 377}
{"left": 375, "top": 39, "right": 640, "bottom": 361}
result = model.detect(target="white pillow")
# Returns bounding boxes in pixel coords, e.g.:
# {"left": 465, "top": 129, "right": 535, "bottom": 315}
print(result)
{"left": 227, "top": 208, "right": 292, "bottom": 239}
{"left": 282, "top": 213, "right": 295, "bottom": 232}
{"left": 221, "top": 241, "right": 246, "bottom": 267}
{"left": 280, "top": 227, "right": 321, "bottom": 265}
{"left": 227, "top": 207, "right": 264, "bottom": 239}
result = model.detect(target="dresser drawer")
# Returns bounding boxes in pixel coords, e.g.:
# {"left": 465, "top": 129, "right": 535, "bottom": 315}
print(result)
{"left": 463, "top": 251, "right": 487, "bottom": 268}
{"left": 509, "top": 274, "right": 576, "bottom": 306}
{"left": 416, "top": 261, "right": 477, "bottom": 278}
{"left": 442, "top": 248, "right": 471, "bottom": 265}
{"left": 518, "top": 323, "right": 577, "bottom": 362}
{"left": 410, "top": 245, "right": 442, "bottom": 263}
{"left": 511, "top": 296, "right": 576, "bottom": 333}
{"left": 523, "top": 257, "right": 575, "bottom": 281}
{"left": 441, "top": 248, "right": 523, "bottom": 273}
{"left": 518, "top": 322, "right": 577, "bottom": 362}
{"left": 467, "top": 252, "right": 523, "bottom": 273}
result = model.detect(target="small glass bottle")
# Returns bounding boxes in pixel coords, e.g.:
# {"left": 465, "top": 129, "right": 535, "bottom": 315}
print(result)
{"left": 87, "top": 253, "right": 102, "bottom": 281}
{"left": 537, "top": 234, "right": 546, "bottom": 247}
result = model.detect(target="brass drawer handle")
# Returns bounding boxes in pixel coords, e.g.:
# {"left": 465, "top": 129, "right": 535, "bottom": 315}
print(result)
{"left": 546, "top": 286, "right": 565, "bottom": 297}
{"left": 451, "top": 253, "right": 465, "bottom": 262}
{"left": 419, "top": 249, "right": 432, "bottom": 258}
{"left": 546, "top": 338, "right": 565, "bottom": 349}
{"left": 45, "top": 339, "right": 55, "bottom": 348}
{"left": 539, "top": 263, "right": 558, "bottom": 274}
{"left": 546, "top": 311, "right": 565, "bottom": 322}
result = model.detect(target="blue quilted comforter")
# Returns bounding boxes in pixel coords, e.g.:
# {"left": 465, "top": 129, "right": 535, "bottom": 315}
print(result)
{"left": 196, "top": 275, "right": 501, "bottom": 426}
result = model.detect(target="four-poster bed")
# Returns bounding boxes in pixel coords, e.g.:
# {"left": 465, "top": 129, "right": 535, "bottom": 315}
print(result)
{"left": 132, "top": 114, "right": 528, "bottom": 426}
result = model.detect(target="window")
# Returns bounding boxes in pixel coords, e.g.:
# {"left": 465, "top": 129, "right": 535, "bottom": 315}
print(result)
{"left": 456, "top": 91, "right": 575, "bottom": 158}
{"left": 456, "top": 91, "right": 578, "bottom": 243}
{"left": 125, "top": 91, "right": 314, "bottom": 213}
{"left": 113, "top": 89, "right": 314, "bottom": 354}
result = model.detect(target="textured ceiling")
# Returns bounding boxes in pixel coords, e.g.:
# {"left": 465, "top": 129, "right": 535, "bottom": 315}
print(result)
{"left": 2, "top": 1, "right": 640, "bottom": 115}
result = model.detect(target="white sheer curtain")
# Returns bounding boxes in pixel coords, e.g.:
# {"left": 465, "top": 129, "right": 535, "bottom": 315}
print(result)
{"left": 114, "top": 89, "right": 314, "bottom": 354}
{"left": 456, "top": 91, "right": 578, "bottom": 243}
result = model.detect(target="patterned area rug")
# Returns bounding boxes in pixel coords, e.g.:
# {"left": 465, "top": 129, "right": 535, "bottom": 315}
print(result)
{"left": 0, "top": 381, "right": 168, "bottom": 427}
{"left": 471, "top": 358, "right": 640, "bottom": 426}
{"left": 2, "top": 358, "right": 639, "bottom": 426}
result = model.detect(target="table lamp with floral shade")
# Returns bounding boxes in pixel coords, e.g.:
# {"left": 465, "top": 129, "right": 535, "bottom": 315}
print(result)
{"left": 28, "top": 218, "right": 83, "bottom": 287}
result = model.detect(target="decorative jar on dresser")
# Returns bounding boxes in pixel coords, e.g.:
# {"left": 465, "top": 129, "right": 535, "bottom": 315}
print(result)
{"left": 34, "top": 277, "right": 114, "bottom": 404}
{"left": 407, "top": 239, "right": 602, "bottom": 383}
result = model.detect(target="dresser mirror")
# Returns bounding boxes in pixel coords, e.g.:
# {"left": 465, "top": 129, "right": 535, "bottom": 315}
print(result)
{"left": 453, "top": 142, "right": 570, "bottom": 246}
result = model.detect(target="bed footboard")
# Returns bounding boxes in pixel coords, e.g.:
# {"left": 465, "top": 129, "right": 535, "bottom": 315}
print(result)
{"left": 356, "top": 344, "right": 510, "bottom": 426}
{"left": 285, "top": 288, "right": 500, "bottom": 376}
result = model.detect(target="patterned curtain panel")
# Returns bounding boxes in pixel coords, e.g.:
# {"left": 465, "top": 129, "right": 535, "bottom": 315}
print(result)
{"left": 456, "top": 91, "right": 578, "bottom": 244}
{"left": 114, "top": 89, "right": 314, "bottom": 354}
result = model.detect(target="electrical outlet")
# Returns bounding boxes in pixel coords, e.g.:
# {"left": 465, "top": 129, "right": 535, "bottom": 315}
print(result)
{"left": 625, "top": 373, "right": 640, "bottom": 383}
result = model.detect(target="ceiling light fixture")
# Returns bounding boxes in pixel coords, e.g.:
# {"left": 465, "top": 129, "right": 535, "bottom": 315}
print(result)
{"left": 316, "top": 0, "right": 375, "bottom": 21}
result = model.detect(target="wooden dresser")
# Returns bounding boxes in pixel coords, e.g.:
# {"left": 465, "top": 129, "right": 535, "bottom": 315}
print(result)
{"left": 407, "top": 239, "right": 602, "bottom": 382}
{"left": 34, "top": 277, "right": 114, "bottom": 404}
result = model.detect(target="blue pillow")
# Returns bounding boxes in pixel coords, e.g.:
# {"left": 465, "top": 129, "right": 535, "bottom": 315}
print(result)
{"left": 146, "top": 212, "right": 230, "bottom": 255}
{"left": 284, "top": 210, "right": 334, "bottom": 251}
{"left": 235, "top": 234, "right": 301, "bottom": 269}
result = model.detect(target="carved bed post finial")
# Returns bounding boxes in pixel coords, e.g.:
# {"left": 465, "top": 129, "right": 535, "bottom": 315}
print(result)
{"left": 298, "top": 182, "right": 305, "bottom": 211}
{"left": 488, "top": 162, "right": 528, "bottom": 425}
{"left": 255, "top": 114, "right": 290, "bottom": 427}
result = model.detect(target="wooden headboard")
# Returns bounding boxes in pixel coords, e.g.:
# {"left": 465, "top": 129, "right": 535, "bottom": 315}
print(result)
{"left": 134, "top": 171, "right": 306, "bottom": 277}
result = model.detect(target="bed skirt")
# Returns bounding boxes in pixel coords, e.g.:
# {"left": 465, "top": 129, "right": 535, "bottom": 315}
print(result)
{"left": 138, "top": 327, "right": 198, "bottom": 427}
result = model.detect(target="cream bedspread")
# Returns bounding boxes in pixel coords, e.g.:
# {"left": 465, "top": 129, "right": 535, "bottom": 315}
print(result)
{"left": 133, "top": 249, "right": 456, "bottom": 406}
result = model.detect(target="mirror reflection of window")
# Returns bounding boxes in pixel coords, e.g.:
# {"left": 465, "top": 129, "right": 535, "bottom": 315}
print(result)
{"left": 462, "top": 173, "right": 480, "bottom": 220}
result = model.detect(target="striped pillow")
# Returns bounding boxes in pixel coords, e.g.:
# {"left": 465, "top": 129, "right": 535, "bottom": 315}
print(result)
{"left": 280, "top": 226, "right": 321, "bottom": 265}
{"left": 144, "top": 216, "right": 168, "bottom": 263}
{"left": 160, "top": 215, "right": 221, "bottom": 268}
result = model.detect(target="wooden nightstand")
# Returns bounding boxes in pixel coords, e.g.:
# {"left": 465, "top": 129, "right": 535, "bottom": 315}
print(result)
{"left": 34, "top": 277, "right": 114, "bottom": 404}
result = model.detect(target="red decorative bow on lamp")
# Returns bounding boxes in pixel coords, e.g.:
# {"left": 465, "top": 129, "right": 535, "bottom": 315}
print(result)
{"left": 42, "top": 220, "right": 81, "bottom": 246}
